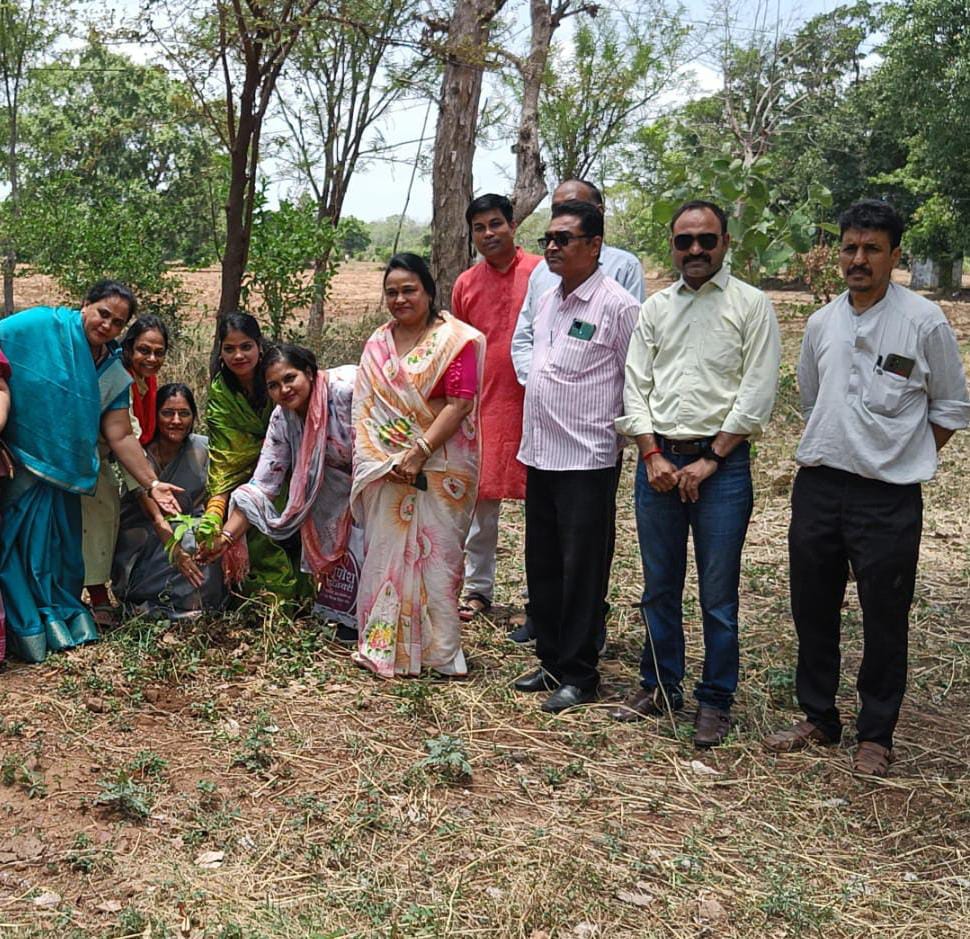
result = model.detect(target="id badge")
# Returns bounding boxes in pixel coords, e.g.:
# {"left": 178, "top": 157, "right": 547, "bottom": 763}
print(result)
{"left": 568, "top": 319, "right": 596, "bottom": 341}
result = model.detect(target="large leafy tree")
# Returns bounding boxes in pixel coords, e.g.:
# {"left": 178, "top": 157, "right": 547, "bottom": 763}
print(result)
{"left": 0, "top": 0, "right": 60, "bottom": 314}
{"left": 18, "top": 39, "right": 226, "bottom": 265}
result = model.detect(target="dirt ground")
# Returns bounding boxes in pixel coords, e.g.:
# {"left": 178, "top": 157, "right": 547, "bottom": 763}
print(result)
{"left": 0, "top": 265, "right": 969, "bottom": 938}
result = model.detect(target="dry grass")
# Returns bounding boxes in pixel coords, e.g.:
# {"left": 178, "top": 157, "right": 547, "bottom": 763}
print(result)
{"left": 0, "top": 271, "right": 968, "bottom": 938}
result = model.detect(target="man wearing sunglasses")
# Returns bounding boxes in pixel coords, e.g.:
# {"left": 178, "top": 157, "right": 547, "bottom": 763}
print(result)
{"left": 508, "top": 177, "right": 645, "bottom": 644}
{"left": 764, "top": 200, "right": 969, "bottom": 777}
{"left": 613, "top": 200, "right": 781, "bottom": 747}
{"left": 513, "top": 199, "right": 639, "bottom": 713}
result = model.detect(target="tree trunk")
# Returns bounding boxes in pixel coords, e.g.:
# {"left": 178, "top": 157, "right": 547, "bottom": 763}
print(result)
{"left": 2, "top": 108, "right": 18, "bottom": 316}
{"left": 430, "top": 0, "right": 507, "bottom": 307}
{"left": 509, "top": 0, "right": 556, "bottom": 224}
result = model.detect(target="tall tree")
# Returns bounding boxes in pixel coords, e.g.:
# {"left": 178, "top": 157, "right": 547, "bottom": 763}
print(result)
{"left": 275, "top": 0, "right": 426, "bottom": 338}
{"left": 0, "top": 0, "right": 58, "bottom": 314}
{"left": 536, "top": 6, "right": 686, "bottom": 183}
{"left": 427, "top": 0, "right": 509, "bottom": 306}
{"left": 146, "top": 0, "right": 324, "bottom": 315}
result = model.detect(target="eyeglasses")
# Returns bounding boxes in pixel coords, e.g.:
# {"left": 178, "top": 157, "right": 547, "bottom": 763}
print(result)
{"left": 159, "top": 409, "right": 193, "bottom": 420}
{"left": 538, "top": 232, "right": 593, "bottom": 249}
{"left": 673, "top": 233, "right": 720, "bottom": 251}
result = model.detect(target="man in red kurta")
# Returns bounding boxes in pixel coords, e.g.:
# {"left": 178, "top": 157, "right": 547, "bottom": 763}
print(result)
{"left": 452, "top": 193, "right": 542, "bottom": 618}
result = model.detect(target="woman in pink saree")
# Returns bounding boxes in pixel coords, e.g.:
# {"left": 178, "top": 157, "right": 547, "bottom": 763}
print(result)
{"left": 352, "top": 253, "right": 485, "bottom": 678}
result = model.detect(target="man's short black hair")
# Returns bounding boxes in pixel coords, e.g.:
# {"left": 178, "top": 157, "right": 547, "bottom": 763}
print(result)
{"left": 670, "top": 200, "right": 728, "bottom": 234}
{"left": 838, "top": 199, "right": 904, "bottom": 249}
{"left": 465, "top": 193, "right": 514, "bottom": 226}
{"left": 558, "top": 178, "right": 604, "bottom": 208}
{"left": 551, "top": 199, "right": 604, "bottom": 240}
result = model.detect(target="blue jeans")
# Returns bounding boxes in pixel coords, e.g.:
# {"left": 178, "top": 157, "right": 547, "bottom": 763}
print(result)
{"left": 634, "top": 444, "right": 753, "bottom": 709}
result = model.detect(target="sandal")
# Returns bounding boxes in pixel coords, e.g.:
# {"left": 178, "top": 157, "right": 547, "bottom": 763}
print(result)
{"left": 458, "top": 593, "right": 492, "bottom": 622}
{"left": 852, "top": 741, "right": 894, "bottom": 778}
{"left": 90, "top": 603, "right": 119, "bottom": 629}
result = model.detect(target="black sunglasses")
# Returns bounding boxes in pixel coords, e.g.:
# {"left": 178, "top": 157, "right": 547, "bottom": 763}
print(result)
{"left": 539, "top": 232, "right": 593, "bottom": 249}
{"left": 673, "top": 233, "right": 720, "bottom": 251}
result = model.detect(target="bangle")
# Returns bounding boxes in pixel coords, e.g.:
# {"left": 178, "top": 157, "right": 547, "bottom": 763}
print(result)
{"left": 220, "top": 530, "right": 236, "bottom": 546}
{"left": 414, "top": 436, "right": 433, "bottom": 458}
{"left": 641, "top": 448, "right": 662, "bottom": 462}
{"left": 149, "top": 479, "right": 160, "bottom": 490}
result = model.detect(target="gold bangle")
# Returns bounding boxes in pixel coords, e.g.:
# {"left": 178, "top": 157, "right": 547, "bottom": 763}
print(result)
{"left": 415, "top": 436, "right": 432, "bottom": 458}
{"left": 220, "top": 530, "right": 236, "bottom": 546}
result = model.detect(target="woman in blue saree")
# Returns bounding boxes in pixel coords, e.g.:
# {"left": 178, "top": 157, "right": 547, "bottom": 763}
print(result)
{"left": 0, "top": 281, "right": 182, "bottom": 663}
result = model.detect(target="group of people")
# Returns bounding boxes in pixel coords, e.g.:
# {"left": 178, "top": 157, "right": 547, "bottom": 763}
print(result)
{"left": 0, "top": 181, "right": 966, "bottom": 779}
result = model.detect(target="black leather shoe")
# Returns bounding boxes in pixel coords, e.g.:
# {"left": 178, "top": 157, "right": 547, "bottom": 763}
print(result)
{"left": 513, "top": 668, "right": 559, "bottom": 693}
{"left": 541, "top": 684, "right": 596, "bottom": 713}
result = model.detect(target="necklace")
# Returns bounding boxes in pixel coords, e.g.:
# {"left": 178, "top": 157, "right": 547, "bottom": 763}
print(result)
{"left": 394, "top": 322, "right": 431, "bottom": 358}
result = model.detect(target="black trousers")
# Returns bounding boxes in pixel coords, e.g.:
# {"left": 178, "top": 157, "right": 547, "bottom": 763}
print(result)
{"left": 525, "top": 463, "right": 621, "bottom": 690}
{"left": 788, "top": 466, "right": 922, "bottom": 747}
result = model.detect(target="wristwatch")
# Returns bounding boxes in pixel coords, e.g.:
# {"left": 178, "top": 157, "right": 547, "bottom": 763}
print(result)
{"left": 700, "top": 445, "right": 725, "bottom": 466}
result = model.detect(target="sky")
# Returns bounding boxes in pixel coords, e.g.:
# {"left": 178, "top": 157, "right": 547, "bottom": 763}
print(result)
{"left": 336, "top": 0, "right": 853, "bottom": 222}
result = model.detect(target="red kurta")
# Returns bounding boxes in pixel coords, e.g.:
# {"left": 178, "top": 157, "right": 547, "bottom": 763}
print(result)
{"left": 451, "top": 246, "right": 542, "bottom": 501}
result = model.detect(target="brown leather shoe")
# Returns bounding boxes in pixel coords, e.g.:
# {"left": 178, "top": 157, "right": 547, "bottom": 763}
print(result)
{"left": 852, "top": 741, "right": 894, "bottom": 778}
{"left": 608, "top": 687, "right": 681, "bottom": 722}
{"left": 693, "top": 705, "right": 731, "bottom": 748}
{"left": 763, "top": 720, "right": 837, "bottom": 753}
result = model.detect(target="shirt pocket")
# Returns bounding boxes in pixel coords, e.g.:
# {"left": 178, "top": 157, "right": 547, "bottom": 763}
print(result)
{"left": 700, "top": 327, "right": 742, "bottom": 374}
{"left": 864, "top": 369, "right": 921, "bottom": 418}
{"left": 549, "top": 333, "right": 610, "bottom": 378}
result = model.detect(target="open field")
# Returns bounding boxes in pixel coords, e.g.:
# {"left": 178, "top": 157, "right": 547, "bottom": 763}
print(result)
{"left": 0, "top": 267, "right": 969, "bottom": 938}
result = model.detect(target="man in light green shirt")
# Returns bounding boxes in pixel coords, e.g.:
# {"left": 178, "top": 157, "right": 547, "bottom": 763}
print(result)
{"left": 611, "top": 200, "right": 781, "bottom": 747}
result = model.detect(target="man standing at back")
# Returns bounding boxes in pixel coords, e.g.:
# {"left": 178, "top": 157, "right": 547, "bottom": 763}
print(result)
{"left": 508, "top": 178, "right": 644, "bottom": 643}
{"left": 765, "top": 200, "right": 969, "bottom": 776}
{"left": 451, "top": 194, "right": 542, "bottom": 621}
{"left": 612, "top": 200, "right": 781, "bottom": 747}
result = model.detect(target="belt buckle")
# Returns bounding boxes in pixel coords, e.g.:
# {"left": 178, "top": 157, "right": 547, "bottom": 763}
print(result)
{"left": 668, "top": 439, "right": 704, "bottom": 456}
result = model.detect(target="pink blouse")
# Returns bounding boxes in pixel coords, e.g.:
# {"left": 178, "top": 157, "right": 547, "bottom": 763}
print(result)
{"left": 429, "top": 341, "right": 478, "bottom": 400}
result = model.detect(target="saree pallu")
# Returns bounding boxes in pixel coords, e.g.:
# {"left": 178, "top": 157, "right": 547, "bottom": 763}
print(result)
{"left": 0, "top": 307, "right": 105, "bottom": 662}
{"left": 351, "top": 313, "right": 485, "bottom": 678}
{"left": 229, "top": 366, "right": 355, "bottom": 580}
{"left": 112, "top": 434, "right": 225, "bottom": 617}
{"left": 205, "top": 374, "right": 307, "bottom": 600}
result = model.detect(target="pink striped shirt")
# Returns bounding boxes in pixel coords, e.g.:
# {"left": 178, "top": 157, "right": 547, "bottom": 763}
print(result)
{"left": 518, "top": 268, "right": 639, "bottom": 470}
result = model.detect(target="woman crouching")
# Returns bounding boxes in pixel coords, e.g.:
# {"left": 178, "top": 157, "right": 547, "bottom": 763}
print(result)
{"left": 202, "top": 345, "right": 357, "bottom": 620}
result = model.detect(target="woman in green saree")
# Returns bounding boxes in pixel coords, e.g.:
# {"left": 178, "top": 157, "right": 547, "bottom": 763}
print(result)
{"left": 204, "top": 313, "right": 306, "bottom": 599}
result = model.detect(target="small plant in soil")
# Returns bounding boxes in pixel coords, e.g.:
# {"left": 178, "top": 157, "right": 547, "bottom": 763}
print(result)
{"left": 165, "top": 511, "right": 222, "bottom": 562}
{"left": 94, "top": 770, "right": 156, "bottom": 820}
{"left": 232, "top": 711, "right": 278, "bottom": 773}
{"left": 416, "top": 734, "right": 472, "bottom": 783}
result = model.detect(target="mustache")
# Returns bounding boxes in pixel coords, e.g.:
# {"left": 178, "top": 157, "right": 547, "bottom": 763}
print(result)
{"left": 685, "top": 254, "right": 712, "bottom": 264}
{"left": 848, "top": 265, "right": 871, "bottom": 276}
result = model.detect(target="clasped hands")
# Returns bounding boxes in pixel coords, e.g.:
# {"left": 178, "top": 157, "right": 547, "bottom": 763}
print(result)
{"left": 646, "top": 452, "right": 717, "bottom": 503}
{"left": 388, "top": 444, "right": 427, "bottom": 486}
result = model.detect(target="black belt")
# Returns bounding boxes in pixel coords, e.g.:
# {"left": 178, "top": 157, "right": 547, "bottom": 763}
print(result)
{"left": 658, "top": 436, "right": 714, "bottom": 456}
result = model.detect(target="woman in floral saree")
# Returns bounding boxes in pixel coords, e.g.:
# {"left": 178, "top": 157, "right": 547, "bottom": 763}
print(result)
{"left": 352, "top": 253, "right": 485, "bottom": 678}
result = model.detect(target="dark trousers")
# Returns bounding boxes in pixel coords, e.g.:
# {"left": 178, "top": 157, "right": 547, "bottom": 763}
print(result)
{"left": 789, "top": 466, "right": 922, "bottom": 748}
{"left": 525, "top": 463, "right": 621, "bottom": 690}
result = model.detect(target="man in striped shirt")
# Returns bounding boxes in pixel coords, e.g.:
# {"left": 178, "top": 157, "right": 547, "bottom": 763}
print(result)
{"left": 513, "top": 200, "right": 639, "bottom": 713}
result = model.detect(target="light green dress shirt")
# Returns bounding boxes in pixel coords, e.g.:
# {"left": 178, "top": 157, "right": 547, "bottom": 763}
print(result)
{"left": 616, "top": 266, "right": 781, "bottom": 440}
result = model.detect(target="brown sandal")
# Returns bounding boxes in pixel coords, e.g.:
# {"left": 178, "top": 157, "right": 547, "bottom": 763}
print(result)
{"left": 458, "top": 593, "right": 492, "bottom": 622}
{"left": 852, "top": 741, "right": 894, "bottom": 777}
{"left": 763, "top": 720, "right": 837, "bottom": 752}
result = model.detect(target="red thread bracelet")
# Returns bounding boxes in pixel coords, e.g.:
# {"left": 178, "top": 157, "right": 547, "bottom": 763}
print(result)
{"left": 641, "top": 448, "right": 662, "bottom": 461}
